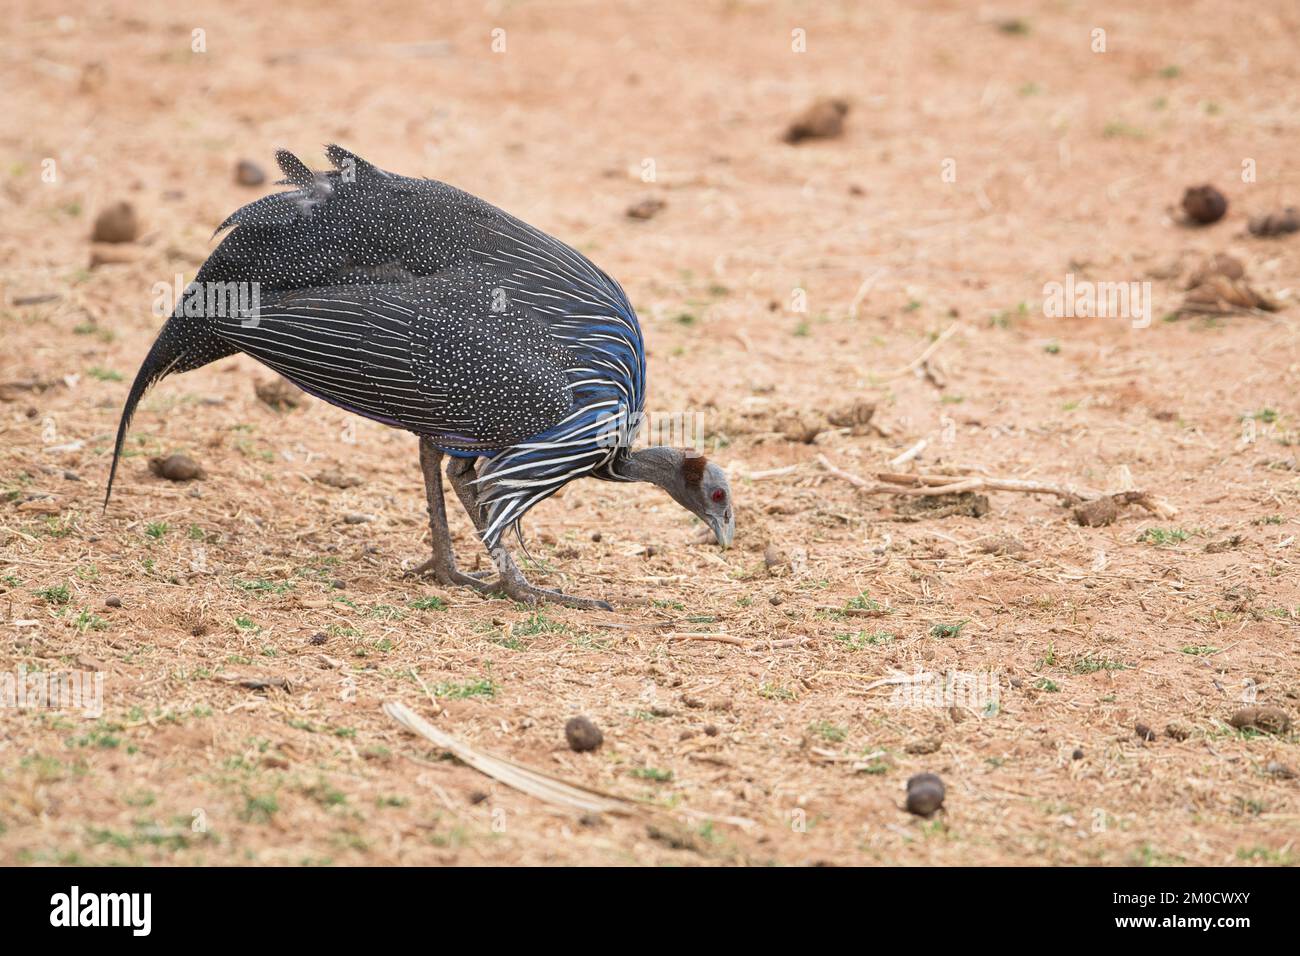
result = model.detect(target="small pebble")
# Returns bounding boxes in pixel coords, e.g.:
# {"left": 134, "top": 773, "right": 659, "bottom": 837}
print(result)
{"left": 905, "top": 773, "right": 945, "bottom": 817}
{"left": 104, "top": 595, "right": 122, "bottom": 608}
{"left": 331, "top": 579, "right": 346, "bottom": 590}
{"left": 63, "top": 470, "right": 80, "bottom": 481}
{"left": 564, "top": 715, "right": 604, "bottom": 753}
{"left": 590, "top": 531, "right": 602, "bottom": 542}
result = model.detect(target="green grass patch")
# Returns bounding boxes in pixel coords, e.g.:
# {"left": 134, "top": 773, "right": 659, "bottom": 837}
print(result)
{"left": 1139, "top": 527, "right": 1190, "bottom": 546}
{"left": 35, "top": 583, "right": 71, "bottom": 605}
{"left": 629, "top": 767, "right": 673, "bottom": 782}
{"left": 835, "top": 630, "right": 894, "bottom": 649}
{"left": 432, "top": 678, "right": 496, "bottom": 700}
{"left": 1072, "top": 654, "right": 1130, "bottom": 674}
{"left": 407, "top": 596, "right": 448, "bottom": 611}
{"left": 930, "top": 621, "right": 967, "bottom": 639}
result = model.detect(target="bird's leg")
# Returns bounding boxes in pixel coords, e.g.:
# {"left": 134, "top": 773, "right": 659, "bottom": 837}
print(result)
{"left": 405, "top": 439, "right": 499, "bottom": 593}
{"left": 446, "top": 457, "right": 612, "bottom": 611}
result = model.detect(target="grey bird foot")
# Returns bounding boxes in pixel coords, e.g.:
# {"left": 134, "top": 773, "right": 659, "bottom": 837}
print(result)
{"left": 497, "top": 569, "right": 612, "bottom": 611}
{"left": 403, "top": 559, "right": 499, "bottom": 593}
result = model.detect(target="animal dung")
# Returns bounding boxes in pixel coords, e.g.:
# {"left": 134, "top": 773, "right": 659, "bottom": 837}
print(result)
{"left": 826, "top": 399, "right": 875, "bottom": 430}
{"left": 1181, "top": 275, "right": 1279, "bottom": 314}
{"left": 1175, "top": 250, "right": 1278, "bottom": 316}
{"left": 905, "top": 737, "right": 942, "bottom": 755}
{"left": 978, "top": 535, "right": 1027, "bottom": 556}
{"left": 1073, "top": 496, "right": 1119, "bottom": 527}
{"left": 235, "top": 159, "right": 267, "bottom": 186}
{"left": 1185, "top": 253, "right": 1244, "bottom": 288}
{"left": 1247, "top": 207, "right": 1300, "bottom": 237}
{"left": 254, "top": 376, "right": 305, "bottom": 410}
{"left": 1228, "top": 707, "right": 1291, "bottom": 735}
{"left": 565, "top": 715, "right": 604, "bottom": 752}
{"left": 1181, "top": 185, "right": 1227, "bottom": 225}
{"left": 91, "top": 201, "right": 139, "bottom": 243}
{"left": 762, "top": 544, "right": 789, "bottom": 574}
{"left": 314, "top": 469, "right": 363, "bottom": 489}
{"left": 1135, "top": 722, "right": 1156, "bottom": 741}
{"left": 626, "top": 197, "right": 666, "bottom": 220}
{"left": 148, "top": 453, "right": 203, "bottom": 482}
{"left": 905, "top": 772, "right": 945, "bottom": 816}
{"left": 776, "top": 409, "right": 828, "bottom": 444}
{"left": 783, "top": 98, "right": 849, "bottom": 144}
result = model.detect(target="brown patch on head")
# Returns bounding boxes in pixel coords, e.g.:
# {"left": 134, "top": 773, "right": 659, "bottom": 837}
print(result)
{"left": 681, "top": 453, "right": 708, "bottom": 486}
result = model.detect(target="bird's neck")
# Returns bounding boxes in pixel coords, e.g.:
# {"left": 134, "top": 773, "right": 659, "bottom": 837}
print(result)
{"left": 618, "top": 446, "right": 684, "bottom": 490}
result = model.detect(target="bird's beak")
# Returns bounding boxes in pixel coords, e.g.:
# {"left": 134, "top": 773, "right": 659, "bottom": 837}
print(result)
{"left": 707, "top": 510, "right": 735, "bottom": 549}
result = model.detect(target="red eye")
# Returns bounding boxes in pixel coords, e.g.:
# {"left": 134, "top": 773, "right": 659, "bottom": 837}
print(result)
{"left": 711, "top": 489, "right": 726, "bottom": 503}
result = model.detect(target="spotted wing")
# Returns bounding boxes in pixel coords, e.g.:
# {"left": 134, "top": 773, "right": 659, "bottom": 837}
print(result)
{"left": 210, "top": 276, "right": 576, "bottom": 450}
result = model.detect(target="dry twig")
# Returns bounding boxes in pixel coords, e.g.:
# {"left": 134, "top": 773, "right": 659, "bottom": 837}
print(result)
{"left": 876, "top": 322, "right": 962, "bottom": 379}
{"left": 815, "top": 456, "right": 1177, "bottom": 517}
{"left": 383, "top": 701, "right": 634, "bottom": 815}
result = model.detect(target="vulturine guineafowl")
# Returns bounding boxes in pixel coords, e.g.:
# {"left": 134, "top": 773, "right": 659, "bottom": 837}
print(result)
{"left": 106, "top": 146, "right": 734, "bottom": 609}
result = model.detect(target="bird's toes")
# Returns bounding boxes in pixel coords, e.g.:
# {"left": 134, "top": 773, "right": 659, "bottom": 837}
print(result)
{"left": 451, "top": 572, "right": 502, "bottom": 595}
{"left": 502, "top": 580, "right": 610, "bottom": 611}
{"left": 402, "top": 558, "right": 439, "bottom": 580}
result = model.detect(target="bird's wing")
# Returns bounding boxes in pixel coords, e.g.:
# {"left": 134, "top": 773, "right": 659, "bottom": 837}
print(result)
{"left": 209, "top": 276, "right": 576, "bottom": 450}
{"left": 197, "top": 145, "right": 498, "bottom": 290}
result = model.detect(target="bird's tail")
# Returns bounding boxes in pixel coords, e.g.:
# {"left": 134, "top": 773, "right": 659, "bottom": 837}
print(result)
{"left": 103, "top": 314, "right": 236, "bottom": 510}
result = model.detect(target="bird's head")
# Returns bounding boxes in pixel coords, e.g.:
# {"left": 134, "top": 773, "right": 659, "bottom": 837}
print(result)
{"left": 624, "top": 447, "right": 735, "bottom": 547}
{"left": 677, "top": 453, "right": 735, "bottom": 548}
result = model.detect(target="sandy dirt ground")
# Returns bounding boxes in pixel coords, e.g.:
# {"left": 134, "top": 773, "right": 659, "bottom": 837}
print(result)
{"left": 1, "top": 0, "right": 1298, "bottom": 866}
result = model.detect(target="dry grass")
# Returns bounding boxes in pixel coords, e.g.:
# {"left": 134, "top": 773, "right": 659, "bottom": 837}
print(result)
{"left": 1, "top": 0, "right": 1298, "bottom": 866}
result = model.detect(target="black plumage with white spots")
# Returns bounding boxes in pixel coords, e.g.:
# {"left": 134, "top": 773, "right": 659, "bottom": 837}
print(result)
{"left": 108, "top": 146, "right": 647, "bottom": 549}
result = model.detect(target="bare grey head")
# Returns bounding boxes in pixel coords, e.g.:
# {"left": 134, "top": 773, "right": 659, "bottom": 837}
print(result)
{"left": 619, "top": 446, "right": 734, "bottom": 547}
